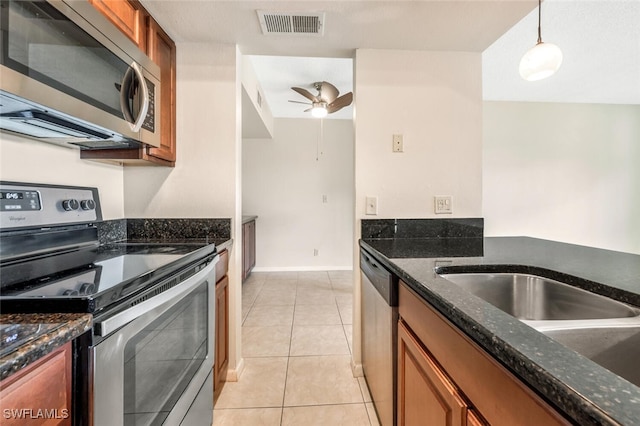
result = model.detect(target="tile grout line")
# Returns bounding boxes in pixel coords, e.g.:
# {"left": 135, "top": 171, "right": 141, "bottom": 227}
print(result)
{"left": 278, "top": 277, "right": 299, "bottom": 425}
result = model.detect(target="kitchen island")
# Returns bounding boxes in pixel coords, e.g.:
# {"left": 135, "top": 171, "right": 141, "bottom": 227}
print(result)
{"left": 361, "top": 236, "right": 640, "bottom": 425}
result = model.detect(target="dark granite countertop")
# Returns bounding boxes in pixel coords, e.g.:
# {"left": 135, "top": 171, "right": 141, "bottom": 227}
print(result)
{"left": 0, "top": 313, "right": 92, "bottom": 381}
{"left": 361, "top": 236, "right": 640, "bottom": 426}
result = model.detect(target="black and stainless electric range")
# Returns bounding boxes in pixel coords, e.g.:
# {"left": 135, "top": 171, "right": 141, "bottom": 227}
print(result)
{"left": 0, "top": 181, "right": 218, "bottom": 426}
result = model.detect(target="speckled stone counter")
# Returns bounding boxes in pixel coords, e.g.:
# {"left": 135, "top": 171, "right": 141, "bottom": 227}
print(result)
{"left": 97, "top": 218, "right": 231, "bottom": 244}
{"left": 361, "top": 236, "right": 640, "bottom": 426}
{"left": 0, "top": 313, "right": 92, "bottom": 381}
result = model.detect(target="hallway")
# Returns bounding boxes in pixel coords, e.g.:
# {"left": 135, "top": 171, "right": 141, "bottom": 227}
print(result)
{"left": 213, "top": 271, "right": 378, "bottom": 425}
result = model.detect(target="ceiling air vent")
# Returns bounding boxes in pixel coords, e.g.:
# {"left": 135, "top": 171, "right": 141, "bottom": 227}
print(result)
{"left": 257, "top": 11, "right": 325, "bottom": 36}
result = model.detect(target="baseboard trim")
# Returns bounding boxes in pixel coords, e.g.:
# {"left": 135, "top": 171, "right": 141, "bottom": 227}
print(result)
{"left": 225, "top": 357, "right": 245, "bottom": 382}
{"left": 351, "top": 360, "right": 364, "bottom": 377}
{"left": 252, "top": 266, "right": 353, "bottom": 272}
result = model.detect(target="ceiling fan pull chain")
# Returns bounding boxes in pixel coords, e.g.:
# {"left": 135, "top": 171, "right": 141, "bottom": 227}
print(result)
{"left": 316, "top": 118, "right": 324, "bottom": 161}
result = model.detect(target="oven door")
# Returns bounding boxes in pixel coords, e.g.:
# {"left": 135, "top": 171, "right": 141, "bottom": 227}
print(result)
{"left": 92, "top": 259, "right": 216, "bottom": 426}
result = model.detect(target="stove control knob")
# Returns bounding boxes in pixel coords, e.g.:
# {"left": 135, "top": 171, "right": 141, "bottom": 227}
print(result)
{"left": 80, "top": 200, "right": 96, "bottom": 211}
{"left": 79, "top": 283, "right": 96, "bottom": 295}
{"left": 62, "top": 199, "right": 79, "bottom": 211}
{"left": 63, "top": 289, "right": 79, "bottom": 296}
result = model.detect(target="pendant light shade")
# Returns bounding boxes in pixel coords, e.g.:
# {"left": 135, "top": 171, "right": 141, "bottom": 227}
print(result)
{"left": 519, "top": 42, "right": 563, "bottom": 81}
{"left": 519, "top": 0, "right": 562, "bottom": 81}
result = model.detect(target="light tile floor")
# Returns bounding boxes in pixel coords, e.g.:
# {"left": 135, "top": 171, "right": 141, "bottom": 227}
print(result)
{"left": 213, "top": 271, "right": 380, "bottom": 426}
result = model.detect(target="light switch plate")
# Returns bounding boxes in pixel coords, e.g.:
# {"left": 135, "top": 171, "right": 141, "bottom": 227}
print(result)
{"left": 393, "top": 134, "right": 403, "bottom": 152}
{"left": 365, "top": 196, "right": 378, "bottom": 215}
{"left": 434, "top": 196, "right": 452, "bottom": 214}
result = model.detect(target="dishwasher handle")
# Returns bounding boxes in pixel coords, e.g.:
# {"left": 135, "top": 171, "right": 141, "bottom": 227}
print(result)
{"left": 361, "top": 250, "right": 398, "bottom": 306}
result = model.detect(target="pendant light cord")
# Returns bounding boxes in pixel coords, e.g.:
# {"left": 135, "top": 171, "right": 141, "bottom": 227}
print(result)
{"left": 537, "top": 0, "right": 543, "bottom": 44}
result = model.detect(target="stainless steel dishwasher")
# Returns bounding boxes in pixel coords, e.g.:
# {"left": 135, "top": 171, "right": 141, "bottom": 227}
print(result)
{"left": 361, "top": 248, "right": 398, "bottom": 426}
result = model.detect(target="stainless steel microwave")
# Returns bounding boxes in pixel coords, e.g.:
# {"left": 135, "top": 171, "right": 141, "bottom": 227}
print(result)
{"left": 0, "top": 0, "right": 161, "bottom": 149}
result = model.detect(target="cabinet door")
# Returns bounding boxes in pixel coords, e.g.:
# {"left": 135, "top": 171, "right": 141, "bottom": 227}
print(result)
{"left": 466, "top": 409, "right": 488, "bottom": 426}
{"left": 398, "top": 320, "right": 467, "bottom": 426}
{"left": 214, "top": 275, "right": 229, "bottom": 401}
{"left": 146, "top": 18, "right": 177, "bottom": 164}
{"left": 0, "top": 342, "right": 72, "bottom": 426}
{"left": 242, "top": 221, "right": 255, "bottom": 281}
{"left": 248, "top": 221, "right": 256, "bottom": 271}
{"left": 89, "top": 0, "right": 147, "bottom": 49}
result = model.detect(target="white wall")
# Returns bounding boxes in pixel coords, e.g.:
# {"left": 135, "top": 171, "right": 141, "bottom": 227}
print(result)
{"left": 352, "top": 48, "right": 483, "bottom": 374}
{"left": 354, "top": 49, "right": 483, "bottom": 220}
{"left": 123, "top": 43, "right": 239, "bottom": 219}
{"left": 0, "top": 132, "right": 125, "bottom": 219}
{"left": 123, "top": 42, "right": 244, "bottom": 379}
{"left": 483, "top": 101, "right": 640, "bottom": 255}
{"left": 243, "top": 118, "right": 354, "bottom": 270}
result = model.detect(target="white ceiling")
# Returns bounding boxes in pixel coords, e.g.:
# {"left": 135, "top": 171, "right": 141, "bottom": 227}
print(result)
{"left": 142, "top": 0, "right": 640, "bottom": 119}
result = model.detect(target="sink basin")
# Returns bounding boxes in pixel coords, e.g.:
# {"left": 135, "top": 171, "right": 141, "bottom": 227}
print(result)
{"left": 543, "top": 325, "right": 640, "bottom": 387}
{"left": 438, "top": 273, "right": 639, "bottom": 321}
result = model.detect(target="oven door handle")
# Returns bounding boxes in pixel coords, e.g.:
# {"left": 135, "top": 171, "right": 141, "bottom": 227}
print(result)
{"left": 95, "top": 258, "right": 217, "bottom": 337}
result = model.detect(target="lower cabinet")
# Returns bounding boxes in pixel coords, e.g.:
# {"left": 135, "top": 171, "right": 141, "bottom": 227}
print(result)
{"left": 242, "top": 220, "right": 256, "bottom": 281}
{"left": 398, "top": 321, "right": 468, "bottom": 426}
{"left": 398, "top": 282, "right": 570, "bottom": 426}
{"left": 214, "top": 249, "right": 229, "bottom": 402}
{"left": 0, "top": 342, "right": 72, "bottom": 426}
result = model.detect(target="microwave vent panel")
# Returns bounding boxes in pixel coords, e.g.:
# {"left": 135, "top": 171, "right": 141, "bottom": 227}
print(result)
{"left": 257, "top": 11, "right": 325, "bottom": 36}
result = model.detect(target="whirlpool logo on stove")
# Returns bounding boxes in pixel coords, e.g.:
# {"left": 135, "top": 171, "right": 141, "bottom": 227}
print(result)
{"left": 8, "top": 216, "right": 26, "bottom": 222}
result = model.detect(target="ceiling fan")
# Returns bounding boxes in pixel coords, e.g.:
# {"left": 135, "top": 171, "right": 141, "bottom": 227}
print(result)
{"left": 289, "top": 81, "right": 353, "bottom": 118}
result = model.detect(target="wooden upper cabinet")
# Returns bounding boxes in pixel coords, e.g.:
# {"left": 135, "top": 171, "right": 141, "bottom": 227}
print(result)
{"left": 89, "top": 0, "right": 147, "bottom": 49}
{"left": 146, "top": 18, "right": 176, "bottom": 164}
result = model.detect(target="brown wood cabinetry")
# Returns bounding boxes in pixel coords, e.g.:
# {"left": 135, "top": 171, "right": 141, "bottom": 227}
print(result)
{"left": 398, "top": 320, "right": 468, "bottom": 426}
{"left": 0, "top": 342, "right": 72, "bottom": 426}
{"left": 83, "top": 0, "right": 177, "bottom": 166}
{"left": 145, "top": 19, "right": 176, "bottom": 164}
{"left": 242, "top": 220, "right": 256, "bottom": 281}
{"left": 88, "top": 0, "right": 146, "bottom": 49}
{"left": 214, "top": 249, "right": 229, "bottom": 402}
{"left": 398, "top": 282, "right": 569, "bottom": 426}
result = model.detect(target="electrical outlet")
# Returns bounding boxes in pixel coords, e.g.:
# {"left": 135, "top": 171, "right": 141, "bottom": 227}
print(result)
{"left": 434, "top": 196, "right": 452, "bottom": 214}
{"left": 322, "top": 195, "right": 328, "bottom": 203}
{"left": 393, "top": 134, "right": 403, "bottom": 152}
{"left": 313, "top": 248, "right": 319, "bottom": 256}
{"left": 365, "top": 196, "right": 378, "bottom": 215}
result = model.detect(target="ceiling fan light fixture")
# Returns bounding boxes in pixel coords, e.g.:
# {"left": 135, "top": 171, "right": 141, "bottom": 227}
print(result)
{"left": 311, "top": 103, "right": 328, "bottom": 118}
{"left": 519, "top": 0, "right": 562, "bottom": 81}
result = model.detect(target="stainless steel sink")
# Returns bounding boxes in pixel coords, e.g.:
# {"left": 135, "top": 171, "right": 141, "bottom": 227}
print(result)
{"left": 439, "top": 271, "right": 640, "bottom": 388}
{"left": 542, "top": 324, "right": 640, "bottom": 387}
{"left": 438, "top": 273, "right": 639, "bottom": 321}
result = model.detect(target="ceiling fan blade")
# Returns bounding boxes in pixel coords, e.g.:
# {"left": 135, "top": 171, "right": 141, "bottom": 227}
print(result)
{"left": 292, "top": 87, "right": 318, "bottom": 102}
{"left": 288, "top": 100, "right": 311, "bottom": 105}
{"left": 319, "top": 81, "right": 339, "bottom": 103}
{"left": 327, "top": 92, "right": 353, "bottom": 114}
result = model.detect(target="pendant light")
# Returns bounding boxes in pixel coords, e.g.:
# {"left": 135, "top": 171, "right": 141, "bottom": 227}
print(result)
{"left": 519, "top": 0, "right": 562, "bottom": 81}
